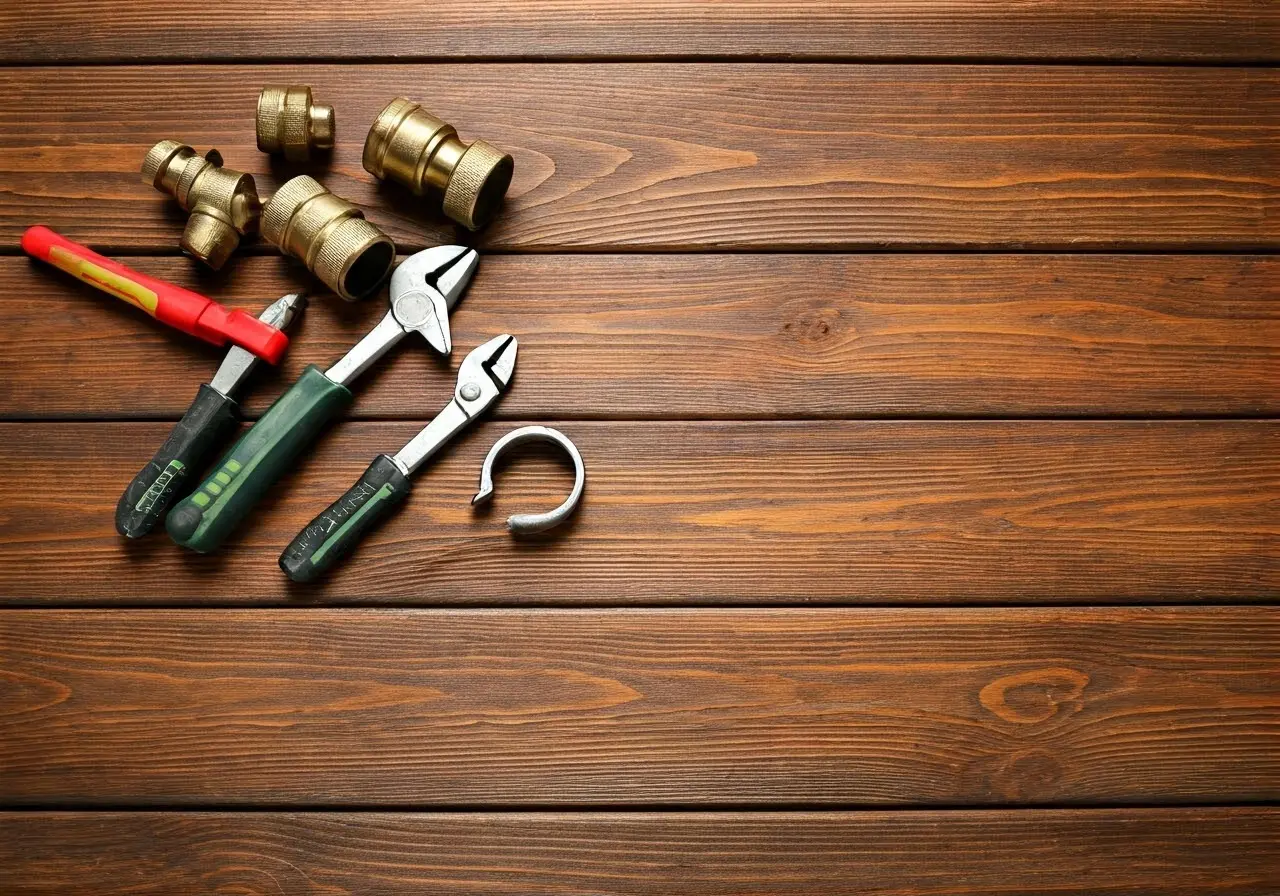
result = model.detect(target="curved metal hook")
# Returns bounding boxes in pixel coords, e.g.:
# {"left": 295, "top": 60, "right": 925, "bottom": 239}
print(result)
{"left": 472, "top": 426, "right": 585, "bottom": 535}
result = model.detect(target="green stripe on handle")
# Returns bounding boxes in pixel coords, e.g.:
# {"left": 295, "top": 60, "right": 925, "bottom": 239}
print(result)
{"left": 279, "top": 454, "right": 411, "bottom": 583}
{"left": 115, "top": 383, "right": 239, "bottom": 539}
{"left": 166, "top": 365, "right": 353, "bottom": 553}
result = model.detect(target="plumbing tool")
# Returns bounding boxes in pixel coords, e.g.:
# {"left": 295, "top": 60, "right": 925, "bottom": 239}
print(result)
{"left": 115, "top": 293, "right": 307, "bottom": 539}
{"left": 21, "top": 226, "right": 289, "bottom": 363}
{"left": 280, "top": 334, "right": 517, "bottom": 583}
{"left": 166, "top": 244, "right": 478, "bottom": 553}
{"left": 472, "top": 426, "right": 585, "bottom": 535}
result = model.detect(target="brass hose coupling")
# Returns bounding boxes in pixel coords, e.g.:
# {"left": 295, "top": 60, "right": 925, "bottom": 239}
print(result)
{"left": 141, "top": 140, "right": 261, "bottom": 270}
{"left": 363, "top": 98, "right": 514, "bottom": 230}
{"left": 256, "top": 85, "right": 335, "bottom": 161}
{"left": 262, "top": 175, "right": 396, "bottom": 302}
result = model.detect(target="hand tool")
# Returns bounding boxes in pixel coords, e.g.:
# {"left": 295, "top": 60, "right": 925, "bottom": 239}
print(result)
{"left": 280, "top": 334, "right": 518, "bottom": 583}
{"left": 141, "top": 141, "right": 261, "bottom": 269}
{"left": 115, "top": 293, "right": 307, "bottom": 539}
{"left": 472, "top": 426, "right": 585, "bottom": 535}
{"left": 166, "top": 245, "right": 479, "bottom": 554}
{"left": 21, "top": 226, "right": 289, "bottom": 363}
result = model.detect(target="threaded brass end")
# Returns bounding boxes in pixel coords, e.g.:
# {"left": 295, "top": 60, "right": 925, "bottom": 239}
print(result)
{"left": 141, "top": 140, "right": 190, "bottom": 193}
{"left": 309, "top": 104, "right": 335, "bottom": 147}
{"left": 141, "top": 140, "right": 259, "bottom": 270}
{"left": 444, "top": 141, "right": 514, "bottom": 231}
{"left": 262, "top": 175, "right": 395, "bottom": 302}
{"left": 362, "top": 97, "right": 513, "bottom": 230}
{"left": 257, "top": 86, "right": 336, "bottom": 162}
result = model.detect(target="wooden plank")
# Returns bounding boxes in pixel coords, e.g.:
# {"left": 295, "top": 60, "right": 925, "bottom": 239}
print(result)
{"left": 1, "top": 608, "right": 1276, "bottom": 805}
{"left": 6, "top": 254, "right": 1278, "bottom": 420}
{"left": 0, "top": 421, "right": 1273, "bottom": 603}
{"left": 3, "top": 1, "right": 1277, "bottom": 64}
{"left": 1, "top": 65, "right": 1276, "bottom": 252}
{"left": 1, "top": 809, "right": 1277, "bottom": 895}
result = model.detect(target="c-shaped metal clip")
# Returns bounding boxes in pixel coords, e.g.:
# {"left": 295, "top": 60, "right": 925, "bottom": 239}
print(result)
{"left": 472, "top": 426, "right": 585, "bottom": 534}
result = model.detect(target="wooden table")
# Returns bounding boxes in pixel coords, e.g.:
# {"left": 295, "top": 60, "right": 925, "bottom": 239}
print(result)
{"left": 1, "top": 2, "right": 1277, "bottom": 892}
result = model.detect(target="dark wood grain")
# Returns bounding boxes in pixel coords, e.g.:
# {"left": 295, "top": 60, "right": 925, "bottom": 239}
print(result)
{"left": 3, "top": 1, "right": 1277, "bottom": 63}
{"left": 6, "top": 254, "right": 1278, "bottom": 420}
{"left": 2, "top": 65, "right": 1277, "bottom": 252}
{"left": 1, "top": 2, "right": 1275, "bottom": 885}
{"left": 2, "top": 608, "right": 1277, "bottom": 806}
{"left": 2, "top": 809, "right": 1277, "bottom": 895}
{"left": 0, "top": 421, "right": 1273, "bottom": 603}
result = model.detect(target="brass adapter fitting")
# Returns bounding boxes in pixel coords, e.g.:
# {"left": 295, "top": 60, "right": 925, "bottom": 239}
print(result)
{"left": 262, "top": 175, "right": 395, "bottom": 302}
{"left": 142, "top": 140, "right": 261, "bottom": 270}
{"left": 256, "top": 85, "right": 335, "bottom": 162}
{"left": 363, "top": 98, "right": 513, "bottom": 230}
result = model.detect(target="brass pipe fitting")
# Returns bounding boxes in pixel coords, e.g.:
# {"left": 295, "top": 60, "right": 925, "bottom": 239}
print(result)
{"left": 363, "top": 98, "right": 513, "bottom": 230}
{"left": 262, "top": 175, "right": 395, "bottom": 302}
{"left": 256, "top": 85, "right": 335, "bottom": 161}
{"left": 141, "top": 140, "right": 261, "bottom": 270}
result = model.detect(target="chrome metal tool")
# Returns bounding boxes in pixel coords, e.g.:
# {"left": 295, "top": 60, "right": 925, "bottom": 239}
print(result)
{"left": 280, "top": 334, "right": 517, "bottom": 583}
{"left": 166, "top": 245, "right": 478, "bottom": 554}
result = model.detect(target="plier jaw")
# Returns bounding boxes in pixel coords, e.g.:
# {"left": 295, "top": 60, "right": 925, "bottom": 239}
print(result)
{"left": 388, "top": 334, "right": 518, "bottom": 478}
{"left": 389, "top": 245, "right": 480, "bottom": 356}
{"left": 455, "top": 334, "right": 518, "bottom": 413}
{"left": 324, "top": 246, "right": 480, "bottom": 387}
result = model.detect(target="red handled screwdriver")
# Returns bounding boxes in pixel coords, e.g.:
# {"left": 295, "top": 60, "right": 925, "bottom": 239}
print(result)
{"left": 22, "top": 225, "right": 289, "bottom": 364}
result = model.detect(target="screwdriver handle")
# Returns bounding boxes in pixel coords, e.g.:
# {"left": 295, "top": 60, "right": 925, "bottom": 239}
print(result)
{"left": 280, "top": 455, "right": 412, "bottom": 583}
{"left": 115, "top": 384, "right": 240, "bottom": 538}
{"left": 21, "top": 226, "right": 289, "bottom": 364}
{"left": 166, "top": 365, "right": 353, "bottom": 553}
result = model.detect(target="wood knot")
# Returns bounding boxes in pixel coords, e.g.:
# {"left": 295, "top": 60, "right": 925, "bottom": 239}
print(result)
{"left": 979, "top": 667, "right": 1089, "bottom": 724}
{"left": 962, "top": 746, "right": 1067, "bottom": 801}
{"left": 781, "top": 306, "right": 842, "bottom": 345}
{"left": 0, "top": 669, "right": 72, "bottom": 716}
{"left": 993, "top": 749, "right": 1065, "bottom": 799}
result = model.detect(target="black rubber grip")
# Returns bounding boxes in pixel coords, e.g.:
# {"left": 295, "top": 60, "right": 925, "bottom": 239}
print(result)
{"left": 115, "top": 383, "right": 238, "bottom": 538}
{"left": 279, "top": 455, "right": 411, "bottom": 583}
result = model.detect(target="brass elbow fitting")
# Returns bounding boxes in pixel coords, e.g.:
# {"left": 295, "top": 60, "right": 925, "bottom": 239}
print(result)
{"left": 256, "top": 85, "right": 335, "bottom": 161}
{"left": 363, "top": 98, "right": 514, "bottom": 230}
{"left": 142, "top": 140, "right": 260, "bottom": 269}
{"left": 262, "top": 175, "right": 395, "bottom": 302}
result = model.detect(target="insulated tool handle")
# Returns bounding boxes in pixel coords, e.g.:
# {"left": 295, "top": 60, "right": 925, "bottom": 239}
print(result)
{"left": 280, "top": 455, "right": 411, "bottom": 583}
{"left": 115, "top": 384, "right": 239, "bottom": 539}
{"left": 165, "top": 365, "right": 353, "bottom": 553}
{"left": 21, "top": 225, "right": 289, "bottom": 364}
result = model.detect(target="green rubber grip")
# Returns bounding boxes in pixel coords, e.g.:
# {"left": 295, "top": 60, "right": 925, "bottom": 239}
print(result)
{"left": 165, "top": 365, "right": 353, "bottom": 553}
{"left": 279, "top": 454, "right": 411, "bottom": 583}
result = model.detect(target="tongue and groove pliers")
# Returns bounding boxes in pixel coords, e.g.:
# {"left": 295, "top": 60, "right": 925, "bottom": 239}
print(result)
{"left": 165, "top": 245, "right": 479, "bottom": 554}
{"left": 280, "top": 333, "right": 518, "bottom": 582}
